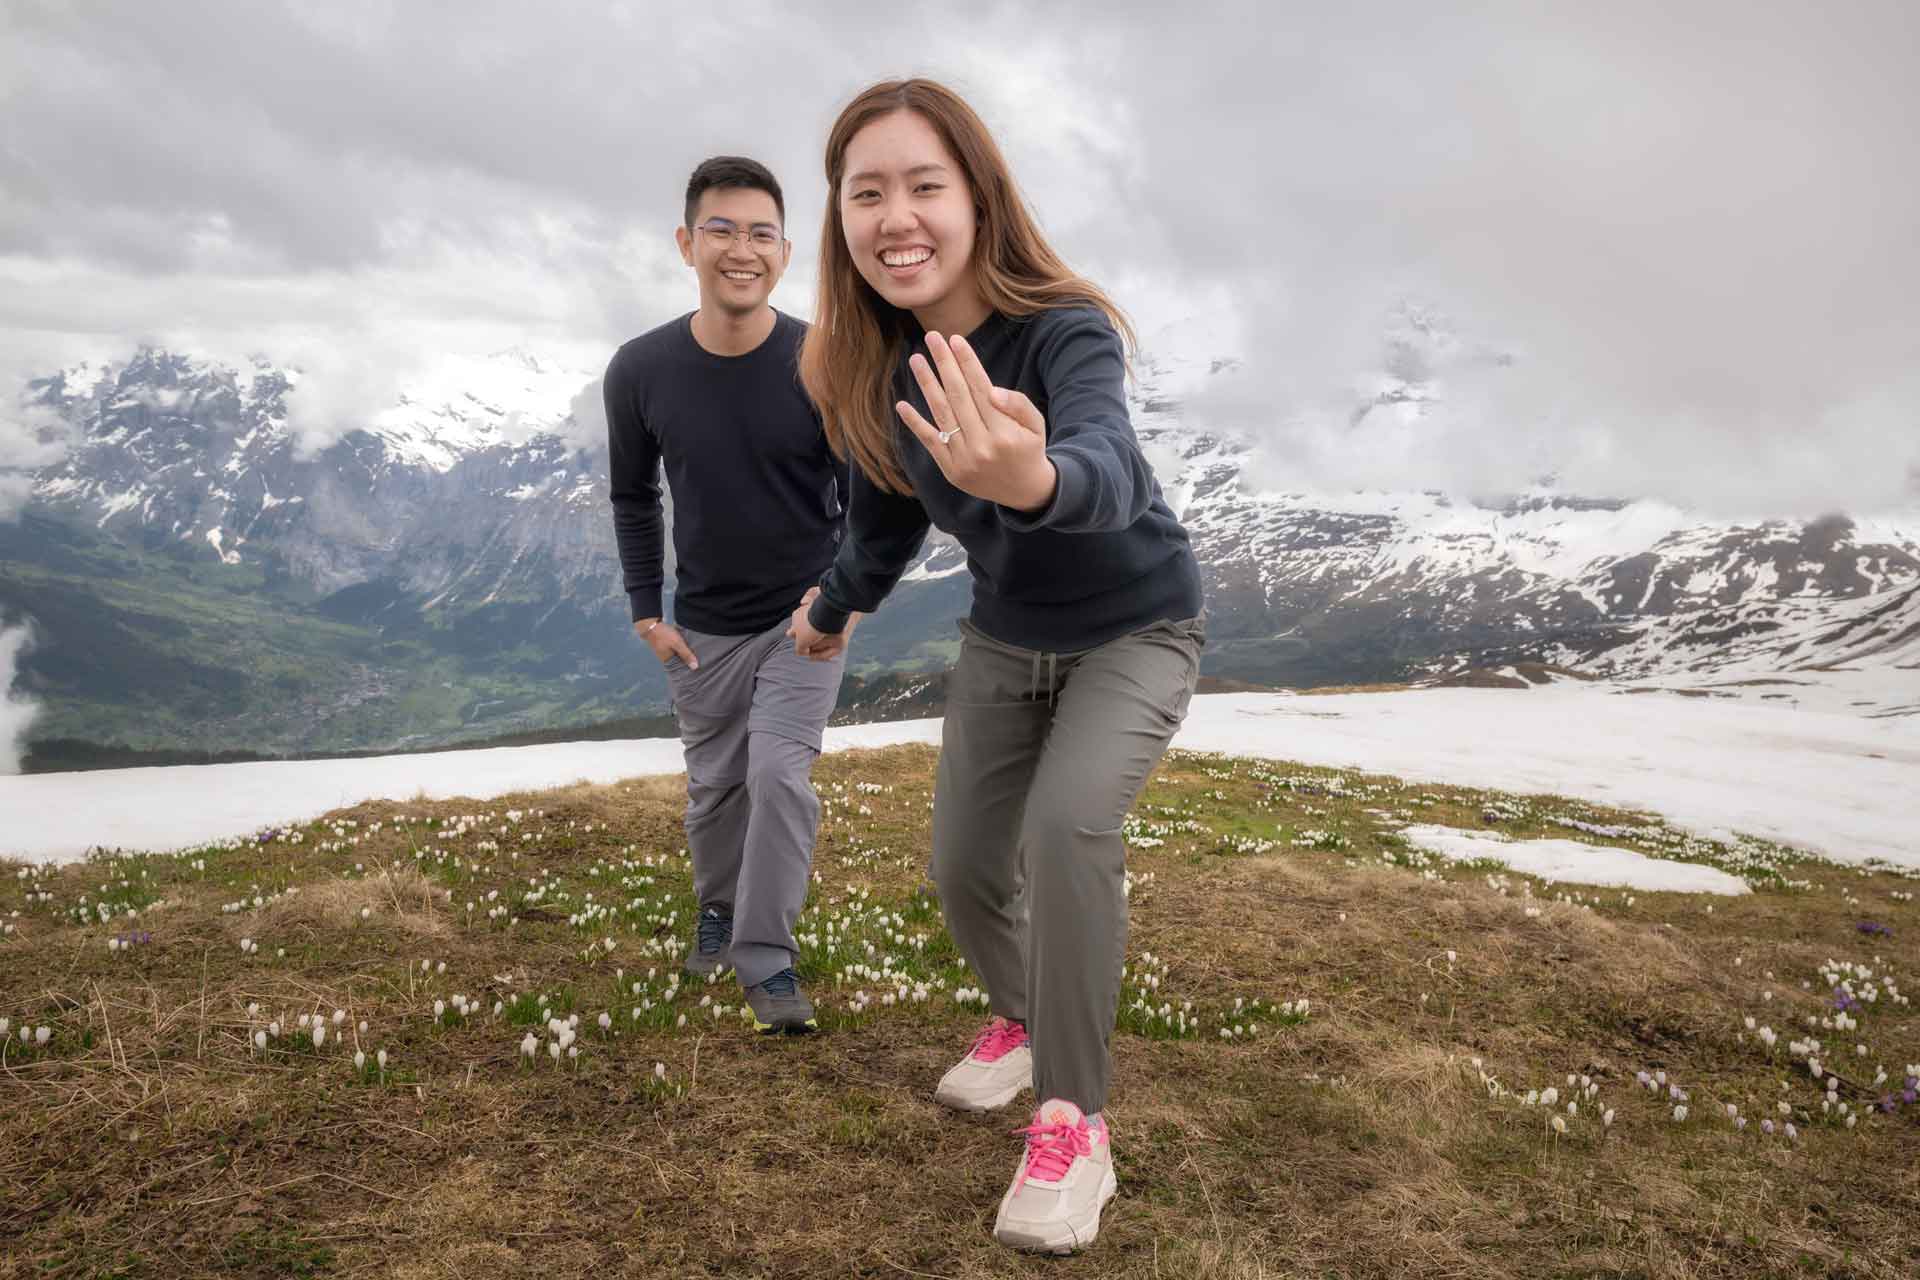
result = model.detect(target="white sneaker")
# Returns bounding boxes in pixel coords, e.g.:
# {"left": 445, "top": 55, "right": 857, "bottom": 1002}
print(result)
{"left": 934, "top": 1017, "right": 1032, "bottom": 1112}
{"left": 993, "top": 1099, "right": 1116, "bottom": 1253}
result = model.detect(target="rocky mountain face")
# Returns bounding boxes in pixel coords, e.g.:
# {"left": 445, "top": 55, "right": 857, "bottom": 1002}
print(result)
{"left": 4, "top": 342, "right": 1916, "bottom": 756}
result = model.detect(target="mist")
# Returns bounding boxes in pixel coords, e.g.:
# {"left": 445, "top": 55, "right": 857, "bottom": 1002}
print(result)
{"left": 3, "top": 1, "right": 1917, "bottom": 513}
{"left": 0, "top": 622, "right": 40, "bottom": 774}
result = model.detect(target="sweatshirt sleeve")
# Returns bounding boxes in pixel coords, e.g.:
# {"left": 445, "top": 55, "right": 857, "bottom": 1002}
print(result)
{"left": 807, "top": 453, "right": 931, "bottom": 635}
{"left": 997, "top": 310, "right": 1157, "bottom": 535}
{"left": 604, "top": 348, "right": 667, "bottom": 623}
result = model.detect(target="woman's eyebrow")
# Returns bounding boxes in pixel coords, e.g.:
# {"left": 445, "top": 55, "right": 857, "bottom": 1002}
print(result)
{"left": 844, "top": 162, "right": 950, "bottom": 187}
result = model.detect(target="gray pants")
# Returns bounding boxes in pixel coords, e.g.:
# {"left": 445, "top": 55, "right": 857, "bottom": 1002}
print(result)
{"left": 931, "top": 615, "right": 1203, "bottom": 1114}
{"left": 666, "top": 618, "right": 846, "bottom": 988}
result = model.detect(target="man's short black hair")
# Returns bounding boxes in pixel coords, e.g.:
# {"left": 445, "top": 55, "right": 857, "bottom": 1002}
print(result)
{"left": 684, "top": 156, "right": 785, "bottom": 229}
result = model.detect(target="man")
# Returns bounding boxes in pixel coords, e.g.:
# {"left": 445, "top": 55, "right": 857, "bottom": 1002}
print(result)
{"left": 604, "top": 156, "right": 854, "bottom": 1034}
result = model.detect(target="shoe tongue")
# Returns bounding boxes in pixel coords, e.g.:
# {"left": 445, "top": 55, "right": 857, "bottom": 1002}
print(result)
{"left": 1036, "top": 1098, "right": 1085, "bottom": 1128}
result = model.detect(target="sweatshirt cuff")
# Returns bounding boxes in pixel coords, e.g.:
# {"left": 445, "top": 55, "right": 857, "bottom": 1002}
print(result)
{"left": 996, "top": 452, "right": 1083, "bottom": 533}
{"left": 628, "top": 589, "right": 663, "bottom": 624}
{"left": 807, "top": 593, "right": 852, "bottom": 635}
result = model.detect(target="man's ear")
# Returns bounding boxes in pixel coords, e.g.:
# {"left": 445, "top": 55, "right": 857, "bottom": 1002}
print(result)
{"left": 675, "top": 224, "right": 695, "bottom": 267}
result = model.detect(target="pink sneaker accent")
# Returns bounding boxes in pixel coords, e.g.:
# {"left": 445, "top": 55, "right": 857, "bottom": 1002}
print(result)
{"left": 1015, "top": 1100, "right": 1102, "bottom": 1186}
{"left": 969, "top": 1017, "right": 1029, "bottom": 1063}
{"left": 935, "top": 1016, "right": 1033, "bottom": 1112}
{"left": 994, "top": 1099, "right": 1117, "bottom": 1252}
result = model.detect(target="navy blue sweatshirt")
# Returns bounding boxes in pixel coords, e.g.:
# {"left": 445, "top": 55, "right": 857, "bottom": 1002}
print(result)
{"left": 605, "top": 311, "right": 846, "bottom": 636}
{"left": 807, "top": 306, "right": 1202, "bottom": 652}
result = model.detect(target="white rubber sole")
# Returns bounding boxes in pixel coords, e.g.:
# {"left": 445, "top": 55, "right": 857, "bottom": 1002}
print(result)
{"left": 995, "top": 1165, "right": 1118, "bottom": 1253}
{"left": 934, "top": 1072, "right": 1029, "bottom": 1113}
{"left": 934, "top": 1044, "right": 1033, "bottom": 1113}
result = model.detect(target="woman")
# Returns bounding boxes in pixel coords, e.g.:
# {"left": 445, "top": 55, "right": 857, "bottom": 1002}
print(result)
{"left": 789, "top": 78, "right": 1204, "bottom": 1254}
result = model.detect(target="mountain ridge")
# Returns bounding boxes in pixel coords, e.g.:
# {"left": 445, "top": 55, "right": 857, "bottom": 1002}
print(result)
{"left": 4, "top": 341, "right": 1915, "bottom": 755}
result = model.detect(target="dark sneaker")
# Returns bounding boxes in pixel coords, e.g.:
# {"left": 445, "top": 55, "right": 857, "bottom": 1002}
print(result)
{"left": 745, "top": 967, "right": 817, "bottom": 1035}
{"left": 685, "top": 906, "right": 733, "bottom": 978}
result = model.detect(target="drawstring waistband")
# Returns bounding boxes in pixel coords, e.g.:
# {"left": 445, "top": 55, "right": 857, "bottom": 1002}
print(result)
{"left": 1027, "top": 650, "right": 1059, "bottom": 708}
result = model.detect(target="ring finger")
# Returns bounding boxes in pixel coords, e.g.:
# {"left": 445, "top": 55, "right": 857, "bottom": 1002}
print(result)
{"left": 924, "top": 335, "right": 988, "bottom": 442}
{"left": 908, "top": 353, "right": 963, "bottom": 446}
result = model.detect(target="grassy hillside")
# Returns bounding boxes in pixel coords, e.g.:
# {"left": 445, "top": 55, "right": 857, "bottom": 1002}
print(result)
{"left": 2, "top": 746, "right": 1916, "bottom": 1277}
{"left": 0, "top": 514, "right": 652, "bottom": 755}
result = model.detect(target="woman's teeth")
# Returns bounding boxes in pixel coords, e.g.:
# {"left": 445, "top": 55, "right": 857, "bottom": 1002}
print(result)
{"left": 882, "top": 248, "right": 932, "bottom": 267}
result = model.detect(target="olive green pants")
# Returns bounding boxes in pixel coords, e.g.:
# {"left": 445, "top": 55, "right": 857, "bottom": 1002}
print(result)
{"left": 931, "top": 614, "right": 1203, "bottom": 1114}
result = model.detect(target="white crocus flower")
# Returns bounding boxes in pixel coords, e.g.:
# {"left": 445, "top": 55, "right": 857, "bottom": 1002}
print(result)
{"left": 312, "top": 1024, "right": 326, "bottom": 1049}
{"left": 354, "top": 1050, "right": 366, "bottom": 1070}
{"left": 521, "top": 1033, "right": 538, "bottom": 1059}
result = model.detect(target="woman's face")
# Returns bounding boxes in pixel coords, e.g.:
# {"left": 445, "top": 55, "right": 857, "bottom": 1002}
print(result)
{"left": 838, "top": 109, "right": 986, "bottom": 334}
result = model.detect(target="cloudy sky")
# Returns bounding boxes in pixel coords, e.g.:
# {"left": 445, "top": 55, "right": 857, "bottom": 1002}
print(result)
{"left": 3, "top": 0, "right": 1917, "bottom": 515}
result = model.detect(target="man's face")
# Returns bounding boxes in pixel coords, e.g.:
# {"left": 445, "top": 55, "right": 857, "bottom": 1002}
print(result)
{"left": 676, "top": 187, "right": 790, "bottom": 316}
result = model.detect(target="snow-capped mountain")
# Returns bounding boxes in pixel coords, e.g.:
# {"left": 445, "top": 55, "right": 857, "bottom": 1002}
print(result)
{"left": 5, "top": 340, "right": 1916, "bottom": 755}
{"left": 1116, "top": 341, "right": 1920, "bottom": 688}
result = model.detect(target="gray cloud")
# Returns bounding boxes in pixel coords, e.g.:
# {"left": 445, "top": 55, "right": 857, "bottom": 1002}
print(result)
{"left": 0, "top": 621, "right": 40, "bottom": 772}
{"left": 0, "top": 392, "right": 71, "bottom": 517}
{"left": 2, "top": 0, "right": 1917, "bottom": 515}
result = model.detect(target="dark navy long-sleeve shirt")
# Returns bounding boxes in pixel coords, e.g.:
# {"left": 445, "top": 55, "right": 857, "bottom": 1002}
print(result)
{"left": 606, "top": 311, "right": 846, "bottom": 636}
{"left": 807, "top": 306, "right": 1202, "bottom": 652}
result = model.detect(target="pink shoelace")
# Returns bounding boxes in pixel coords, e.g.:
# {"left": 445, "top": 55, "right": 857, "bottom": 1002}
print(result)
{"left": 967, "top": 1017, "right": 1029, "bottom": 1063}
{"left": 1014, "top": 1116, "right": 1093, "bottom": 1186}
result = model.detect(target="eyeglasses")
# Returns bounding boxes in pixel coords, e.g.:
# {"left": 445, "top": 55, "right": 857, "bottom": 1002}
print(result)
{"left": 693, "top": 218, "right": 783, "bottom": 253}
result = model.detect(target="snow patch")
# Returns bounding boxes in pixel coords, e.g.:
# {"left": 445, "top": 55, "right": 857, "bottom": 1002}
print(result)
{"left": 1399, "top": 824, "right": 1752, "bottom": 894}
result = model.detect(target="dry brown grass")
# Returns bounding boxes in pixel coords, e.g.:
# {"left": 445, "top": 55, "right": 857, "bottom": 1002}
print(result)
{"left": 1, "top": 744, "right": 1916, "bottom": 1279}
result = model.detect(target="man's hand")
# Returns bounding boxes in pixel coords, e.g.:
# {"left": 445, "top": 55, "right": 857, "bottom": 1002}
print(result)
{"left": 635, "top": 617, "right": 698, "bottom": 669}
{"left": 787, "top": 587, "right": 859, "bottom": 662}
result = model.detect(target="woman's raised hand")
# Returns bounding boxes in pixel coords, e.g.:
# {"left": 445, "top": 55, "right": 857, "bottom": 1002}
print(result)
{"left": 899, "top": 332, "right": 1057, "bottom": 513}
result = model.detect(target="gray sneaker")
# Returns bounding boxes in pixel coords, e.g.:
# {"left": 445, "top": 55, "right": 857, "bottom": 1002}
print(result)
{"left": 685, "top": 906, "right": 733, "bottom": 978}
{"left": 745, "top": 967, "right": 817, "bottom": 1035}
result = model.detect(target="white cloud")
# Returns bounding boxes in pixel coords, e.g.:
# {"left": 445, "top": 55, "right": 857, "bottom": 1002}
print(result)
{"left": 0, "top": 621, "right": 40, "bottom": 774}
{"left": 0, "top": 473, "right": 31, "bottom": 520}
{"left": 2, "top": 1, "right": 1917, "bottom": 513}
{"left": 1, "top": 391, "right": 73, "bottom": 518}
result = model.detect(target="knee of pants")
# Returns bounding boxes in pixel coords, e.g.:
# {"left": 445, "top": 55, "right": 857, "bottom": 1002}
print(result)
{"left": 684, "top": 777, "right": 743, "bottom": 823}
{"left": 745, "top": 756, "right": 819, "bottom": 812}
{"left": 1020, "top": 810, "right": 1126, "bottom": 877}
{"left": 928, "top": 835, "right": 967, "bottom": 897}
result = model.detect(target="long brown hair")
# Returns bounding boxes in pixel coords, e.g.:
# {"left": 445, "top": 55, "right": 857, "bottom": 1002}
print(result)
{"left": 799, "top": 78, "right": 1136, "bottom": 494}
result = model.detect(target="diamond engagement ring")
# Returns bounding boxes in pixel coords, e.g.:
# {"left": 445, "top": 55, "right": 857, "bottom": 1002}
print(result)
{"left": 937, "top": 426, "right": 961, "bottom": 444}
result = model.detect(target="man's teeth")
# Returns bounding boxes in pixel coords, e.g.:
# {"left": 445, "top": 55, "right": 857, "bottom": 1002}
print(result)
{"left": 883, "top": 249, "right": 932, "bottom": 267}
{"left": 722, "top": 271, "right": 757, "bottom": 280}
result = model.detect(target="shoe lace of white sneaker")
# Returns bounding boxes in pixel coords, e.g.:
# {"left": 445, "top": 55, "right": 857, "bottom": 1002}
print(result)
{"left": 969, "top": 1018, "right": 1028, "bottom": 1063}
{"left": 1013, "top": 1117, "right": 1091, "bottom": 1187}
